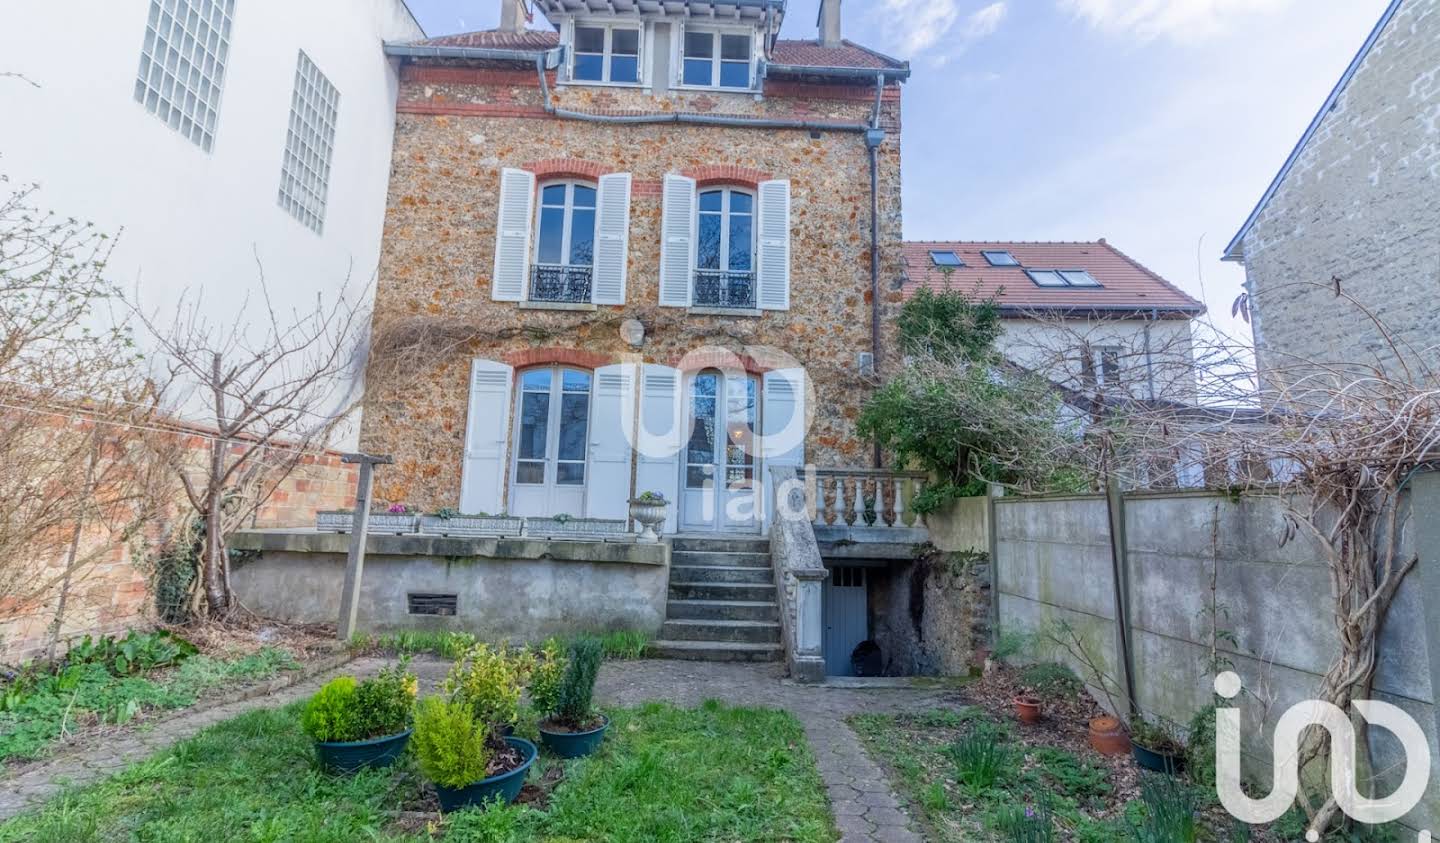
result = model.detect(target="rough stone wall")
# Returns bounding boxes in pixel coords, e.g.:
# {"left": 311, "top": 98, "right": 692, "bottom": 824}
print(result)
{"left": 360, "top": 63, "right": 905, "bottom": 508}
{"left": 1241, "top": 0, "right": 1440, "bottom": 389}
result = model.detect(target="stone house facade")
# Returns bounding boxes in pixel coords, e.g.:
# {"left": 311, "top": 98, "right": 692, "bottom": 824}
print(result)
{"left": 1225, "top": 0, "right": 1440, "bottom": 390}
{"left": 360, "top": 0, "right": 908, "bottom": 534}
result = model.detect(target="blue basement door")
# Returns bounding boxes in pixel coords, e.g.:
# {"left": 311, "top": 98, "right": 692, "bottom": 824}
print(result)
{"left": 822, "top": 566, "right": 868, "bottom": 676}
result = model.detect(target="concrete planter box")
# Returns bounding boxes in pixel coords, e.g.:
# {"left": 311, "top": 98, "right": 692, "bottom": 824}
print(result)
{"left": 315, "top": 511, "right": 419, "bottom": 536}
{"left": 419, "top": 514, "right": 523, "bottom": 537}
{"left": 524, "top": 517, "right": 627, "bottom": 540}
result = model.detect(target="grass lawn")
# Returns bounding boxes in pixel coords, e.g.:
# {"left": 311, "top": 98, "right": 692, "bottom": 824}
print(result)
{"left": 0, "top": 699, "right": 836, "bottom": 843}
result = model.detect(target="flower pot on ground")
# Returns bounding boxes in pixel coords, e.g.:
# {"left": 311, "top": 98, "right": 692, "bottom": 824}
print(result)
{"left": 1012, "top": 694, "right": 1042, "bottom": 724}
{"left": 533, "top": 636, "right": 610, "bottom": 758}
{"left": 1129, "top": 716, "right": 1186, "bottom": 774}
{"left": 1088, "top": 715, "right": 1131, "bottom": 756}
{"left": 412, "top": 695, "right": 537, "bottom": 811}
{"left": 301, "top": 662, "right": 418, "bottom": 774}
{"left": 628, "top": 493, "right": 669, "bottom": 543}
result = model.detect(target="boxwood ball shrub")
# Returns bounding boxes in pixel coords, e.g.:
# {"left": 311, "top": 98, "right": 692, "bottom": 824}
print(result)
{"left": 301, "top": 677, "right": 361, "bottom": 743}
{"left": 301, "top": 663, "right": 417, "bottom": 743}
{"left": 413, "top": 696, "right": 491, "bottom": 788}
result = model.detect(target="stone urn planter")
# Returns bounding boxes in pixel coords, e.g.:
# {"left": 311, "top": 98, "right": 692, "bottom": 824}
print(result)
{"left": 628, "top": 494, "right": 669, "bottom": 543}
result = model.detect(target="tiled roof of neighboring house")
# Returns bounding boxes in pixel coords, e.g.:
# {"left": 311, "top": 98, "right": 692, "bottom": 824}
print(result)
{"left": 1223, "top": 0, "right": 1404, "bottom": 261}
{"left": 404, "top": 29, "right": 561, "bottom": 50}
{"left": 902, "top": 240, "right": 1205, "bottom": 317}
{"left": 770, "top": 39, "right": 909, "bottom": 71}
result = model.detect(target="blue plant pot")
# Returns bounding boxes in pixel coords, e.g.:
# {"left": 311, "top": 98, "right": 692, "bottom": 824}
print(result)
{"left": 314, "top": 729, "right": 412, "bottom": 774}
{"left": 538, "top": 715, "right": 610, "bottom": 759}
{"left": 433, "top": 737, "right": 537, "bottom": 812}
{"left": 1131, "top": 742, "right": 1185, "bottom": 775}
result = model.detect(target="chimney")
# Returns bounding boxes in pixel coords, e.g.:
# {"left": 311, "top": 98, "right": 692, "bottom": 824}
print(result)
{"left": 499, "top": 0, "right": 524, "bottom": 33}
{"left": 818, "top": 0, "right": 842, "bottom": 48}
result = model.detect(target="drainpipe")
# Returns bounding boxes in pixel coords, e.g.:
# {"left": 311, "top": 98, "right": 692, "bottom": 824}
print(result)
{"left": 1143, "top": 307, "right": 1158, "bottom": 400}
{"left": 866, "top": 76, "right": 886, "bottom": 468}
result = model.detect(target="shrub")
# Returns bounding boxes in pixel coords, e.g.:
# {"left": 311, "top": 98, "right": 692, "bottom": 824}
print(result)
{"left": 1018, "top": 662, "right": 1082, "bottom": 699}
{"left": 444, "top": 643, "right": 524, "bottom": 736}
{"left": 413, "top": 696, "right": 491, "bottom": 788}
{"left": 946, "top": 725, "right": 1013, "bottom": 793}
{"left": 301, "top": 677, "right": 361, "bottom": 743}
{"left": 352, "top": 661, "right": 418, "bottom": 739}
{"left": 528, "top": 639, "right": 566, "bottom": 718}
{"left": 554, "top": 636, "right": 604, "bottom": 728}
{"left": 1186, "top": 705, "right": 1217, "bottom": 788}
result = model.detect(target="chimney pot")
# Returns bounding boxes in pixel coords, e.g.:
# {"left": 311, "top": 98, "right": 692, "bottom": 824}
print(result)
{"left": 819, "top": 0, "right": 842, "bottom": 48}
{"left": 499, "top": 0, "right": 524, "bottom": 34}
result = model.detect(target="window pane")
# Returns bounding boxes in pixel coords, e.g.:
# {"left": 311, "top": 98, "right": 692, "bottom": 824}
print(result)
{"left": 697, "top": 213, "right": 722, "bottom": 270}
{"left": 728, "top": 214, "right": 752, "bottom": 271}
{"left": 683, "top": 58, "right": 712, "bottom": 87}
{"left": 537, "top": 207, "right": 565, "bottom": 264}
{"left": 557, "top": 462, "right": 585, "bottom": 485}
{"left": 562, "top": 370, "right": 592, "bottom": 392}
{"left": 612, "top": 29, "right": 639, "bottom": 55}
{"left": 686, "top": 465, "right": 713, "bottom": 489}
{"left": 698, "top": 190, "right": 724, "bottom": 212}
{"left": 518, "top": 392, "right": 550, "bottom": 460}
{"left": 720, "top": 34, "right": 750, "bottom": 60}
{"left": 557, "top": 393, "right": 589, "bottom": 461}
{"left": 572, "top": 185, "right": 597, "bottom": 208}
{"left": 719, "top": 60, "right": 749, "bottom": 88}
{"left": 609, "top": 55, "right": 638, "bottom": 83}
{"left": 574, "top": 54, "right": 603, "bottom": 81}
{"left": 569, "top": 208, "right": 596, "bottom": 265}
{"left": 1060, "top": 270, "right": 1101, "bottom": 287}
{"left": 684, "top": 31, "right": 713, "bottom": 58}
{"left": 541, "top": 184, "right": 567, "bottom": 205}
{"left": 516, "top": 461, "right": 545, "bottom": 485}
{"left": 729, "top": 192, "right": 753, "bottom": 214}
{"left": 726, "top": 378, "right": 756, "bottom": 465}
{"left": 1027, "top": 270, "right": 1067, "bottom": 287}
{"left": 521, "top": 369, "right": 552, "bottom": 391}
{"left": 983, "top": 250, "right": 1019, "bottom": 267}
{"left": 726, "top": 467, "right": 754, "bottom": 490}
{"left": 575, "top": 26, "right": 605, "bottom": 53}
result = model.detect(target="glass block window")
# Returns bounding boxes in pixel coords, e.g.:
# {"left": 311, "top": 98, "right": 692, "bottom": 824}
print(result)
{"left": 133, "top": 0, "right": 235, "bottom": 152}
{"left": 278, "top": 51, "right": 341, "bottom": 233}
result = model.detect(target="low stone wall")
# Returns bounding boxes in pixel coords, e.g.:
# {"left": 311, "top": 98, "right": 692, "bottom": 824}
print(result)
{"left": 230, "top": 531, "right": 670, "bottom": 643}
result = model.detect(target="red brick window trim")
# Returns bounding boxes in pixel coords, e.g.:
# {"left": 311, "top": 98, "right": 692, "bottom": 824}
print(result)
{"left": 682, "top": 165, "right": 774, "bottom": 190}
{"left": 672, "top": 349, "right": 774, "bottom": 376}
{"left": 503, "top": 348, "right": 616, "bottom": 370}
{"left": 523, "top": 158, "right": 613, "bottom": 182}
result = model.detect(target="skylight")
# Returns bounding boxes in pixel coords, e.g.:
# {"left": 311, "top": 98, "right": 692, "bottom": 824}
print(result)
{"left": 929, "top": 250, "right": 963, "bottom": 268}
{"left": 1025, "top": 270, "right": 1068, "bottom": 287}
{"left": 1059, "top": 270, "right": 1102, "bottom": 287}
{"left": 982, "top": 250, "right": 1019, "bottom": 267}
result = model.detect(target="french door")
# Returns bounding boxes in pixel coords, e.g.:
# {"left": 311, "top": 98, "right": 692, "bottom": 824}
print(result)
{"left": 680, "top": 369, "right": 760, "bottom": 532}
{"left": 509, "top": 366, "right": 591, "bottom": 517}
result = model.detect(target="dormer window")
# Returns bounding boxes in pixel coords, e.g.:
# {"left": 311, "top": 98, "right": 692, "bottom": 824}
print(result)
{"left": 572, "top": 23, "right": 641, "bottom": 85}
{"left": 682, "top": 29, "right": 753, "bottom": 89}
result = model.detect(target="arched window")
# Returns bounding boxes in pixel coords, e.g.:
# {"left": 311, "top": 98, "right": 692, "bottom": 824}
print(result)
{"left": 511, "top": 366, "right": 593, "bottom": 516}
{"left": 695, "top": 187, "right": 755, "bottom": 308}
{"left": 532, "top": 181, "right": 597, "bottom": 302}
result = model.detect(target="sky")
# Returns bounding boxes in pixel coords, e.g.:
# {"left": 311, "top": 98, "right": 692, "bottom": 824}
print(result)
{"left": 403, "top": 0, "right": 1395, "bottom": 343}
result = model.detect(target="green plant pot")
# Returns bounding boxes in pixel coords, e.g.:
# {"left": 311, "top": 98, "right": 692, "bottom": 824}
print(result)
{"left": 314, "top": 729, "right": 412, "bottom": 774}
{"left": 433, "top": 737, "right": 537, "bottom": 812}
{"left": 538, "top": 715, "right": 610, "bottom": 759}
{"left": 1131, "top": 742, "right": 1185, "bottom": 775}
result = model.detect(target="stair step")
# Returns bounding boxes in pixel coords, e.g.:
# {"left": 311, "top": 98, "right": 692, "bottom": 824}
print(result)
{"left": 668, "top": 581, "right": 777, "bottom": 602}
{"left": 648, "top": 640, "right": 783, "bottom": 662}
{"left": 666, "top": 599, "right": 779, "bottom": 622}
{"left": 661, "top": 618, "right": 782, "bottom": 644}
{"left": 671, "top": 550, "right": 772, "bottom": 568}
{"left": 671, "top": 536, "right": 771, "bottom": 554}
{"left": 669, "top": 565, "right": 773, "bottom": 584}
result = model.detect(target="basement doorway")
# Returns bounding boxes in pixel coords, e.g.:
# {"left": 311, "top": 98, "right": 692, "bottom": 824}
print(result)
{"left": 822, "top": 566, "right": 870, "bottom": 676}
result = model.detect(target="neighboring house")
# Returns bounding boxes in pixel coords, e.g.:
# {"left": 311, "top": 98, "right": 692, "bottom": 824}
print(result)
{"left": 1224, "top": 0, "right": 1440, "bottom": 390}
{"left": 362, "top": 0, "right": 910, "bottom": 535}
{"left": 901, "top": 241, "right": 1205, "bottom": 402}
{"left": 0, "top": 0, "right": 423, "bottom": 405}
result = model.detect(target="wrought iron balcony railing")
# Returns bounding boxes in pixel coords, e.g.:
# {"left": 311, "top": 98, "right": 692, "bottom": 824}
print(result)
{"left": 693, "top": 269, "right": 757, "bottom": 309}
{"left": 529, "top": 264, "right": 593, "bottom": 303}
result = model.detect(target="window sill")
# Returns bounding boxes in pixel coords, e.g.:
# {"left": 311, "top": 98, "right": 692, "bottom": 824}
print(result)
{"left": 519, "top": 301, "right": 598, "bottom": 312}
{"left": 687, "top": 306, "right": 762, "bottom": 318}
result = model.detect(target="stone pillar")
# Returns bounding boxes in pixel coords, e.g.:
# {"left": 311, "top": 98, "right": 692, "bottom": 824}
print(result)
{"left": 793, "top": 568, "right": 829, "bottom": 682}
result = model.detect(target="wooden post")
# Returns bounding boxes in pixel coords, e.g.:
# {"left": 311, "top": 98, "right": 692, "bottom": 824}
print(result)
{"left": 1104, "top": 476, "right": 1137, "bottom": 721}
{"left": 986, "top": 483, "right": 1003, "bottom": 650}
{"left": 337, "top": 453, "right": 392, "bottom": 642}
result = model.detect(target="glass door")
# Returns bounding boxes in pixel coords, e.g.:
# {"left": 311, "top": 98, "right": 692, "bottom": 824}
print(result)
{"left": 509, "top": 367, "right": 591, "bottom": 517}
{"left": 680, "top": 369, "right": 760, "bottom": 532}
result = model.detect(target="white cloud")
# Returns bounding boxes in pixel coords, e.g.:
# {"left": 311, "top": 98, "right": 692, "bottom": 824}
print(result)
{"left": 1058, "top": 0, "right": 1292, "bottom": 41}
{"left": 869, "top": 0, "right": 1007, "bottom": 60}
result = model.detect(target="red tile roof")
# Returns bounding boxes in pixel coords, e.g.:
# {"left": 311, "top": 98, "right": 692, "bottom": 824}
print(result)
{"left": 771, "top": 39, "right": 908, "bottom": 71}
{"left": 408, "top": 29, "right": 560, "bottom": 50}
{"left": 902, "top": 241, "right": 1205, "bottom": 317}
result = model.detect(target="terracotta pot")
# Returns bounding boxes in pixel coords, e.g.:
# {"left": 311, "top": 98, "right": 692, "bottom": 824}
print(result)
{"left": 1013, "top": 695, "right": 1042, "bottom": 724}
{"left": 1088, "top": 716, "right": 1131, "bottom": 755}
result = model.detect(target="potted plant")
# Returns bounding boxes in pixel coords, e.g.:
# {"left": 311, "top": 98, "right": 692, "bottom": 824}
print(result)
{"left": 420, "top": 507, "right": 524, "bottom": 538}
{"left": 412, "top": 695, "right": 537, "bottom": 812}
{"left": 301, "top": 662, "right": 417, "bottom": 774}
{"left": 443, "top": 642, "right": 525, "bottom": 740}
{"left": 536, "top": 636, "right": 609, "bottom": 758}
{"left": 628, "top": 492, "right": 669, "bottom": 543}
{"left": 1129, "top": 715, "right": 1186, "bottom": 774}
{"left": 1012, "top": 661, "right": 1081, "bottom": 725}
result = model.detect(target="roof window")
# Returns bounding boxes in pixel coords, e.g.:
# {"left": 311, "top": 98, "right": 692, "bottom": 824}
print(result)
{"left": 929, "top": 250, "right": 964, "bottom": 268}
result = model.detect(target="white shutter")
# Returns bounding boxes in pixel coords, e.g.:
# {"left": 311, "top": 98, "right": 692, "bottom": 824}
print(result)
{"left": 659, "top": 174, "right": 696, "bottom": 307}
{"left": 459, "top": 359, "right": 514, "bottom": 515}
{"left": 592, "top": 173, "right": 632, "bottom": 305}
{"left": 761, "top": 367, "right": 807, "bottom": 528}
{"left": 587, "top": 364, "right": 637, "bottom": 519}
{"left": 492, "top": 168, "right": 534, "bottom": 302}
{"left": 755, "top": 179, "right": 791, "bottom": 311}
{"left": 634, "top": 364, "right": 683, "bottom": 533}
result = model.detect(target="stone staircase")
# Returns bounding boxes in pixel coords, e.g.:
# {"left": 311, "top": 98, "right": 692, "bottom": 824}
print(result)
{"left": 649, "top": 535, "right": 783, "bottom": 662}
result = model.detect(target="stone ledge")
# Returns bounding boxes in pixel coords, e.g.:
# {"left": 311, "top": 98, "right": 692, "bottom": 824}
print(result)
{"left": 517, "top": 301, "right": 598, "bottom": 312}
{"left": 686, "top": 306, "right": 763, "bottom": 318}
{"left": 229, "top": 530, "right": 669, "bottom": 567}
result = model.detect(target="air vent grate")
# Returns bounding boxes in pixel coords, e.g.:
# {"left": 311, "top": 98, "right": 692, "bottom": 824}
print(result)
{"left": 407, "top": 593, "right": 458, "bottom": 616}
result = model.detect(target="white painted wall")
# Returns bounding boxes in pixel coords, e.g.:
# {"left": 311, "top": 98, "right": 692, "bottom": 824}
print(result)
{"left": 0, "top": 0, "right": 423, "bottom": 443}
{"left": 998, "top": 318, "right": 1198, "bottom": 401}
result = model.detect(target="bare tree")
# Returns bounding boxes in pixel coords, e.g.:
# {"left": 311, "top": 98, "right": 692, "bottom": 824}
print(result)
{"left": 136, "top": 265, "right": 366, "bottom": 618}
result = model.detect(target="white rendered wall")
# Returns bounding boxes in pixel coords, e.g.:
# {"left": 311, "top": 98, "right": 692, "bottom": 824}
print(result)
{"left": 0, "top": 0, "right": 423, "bottom": 444}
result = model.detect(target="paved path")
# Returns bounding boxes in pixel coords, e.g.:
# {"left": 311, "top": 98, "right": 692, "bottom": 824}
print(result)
{"left": 0, "top": 656, "right": 388, "bottom": 822}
